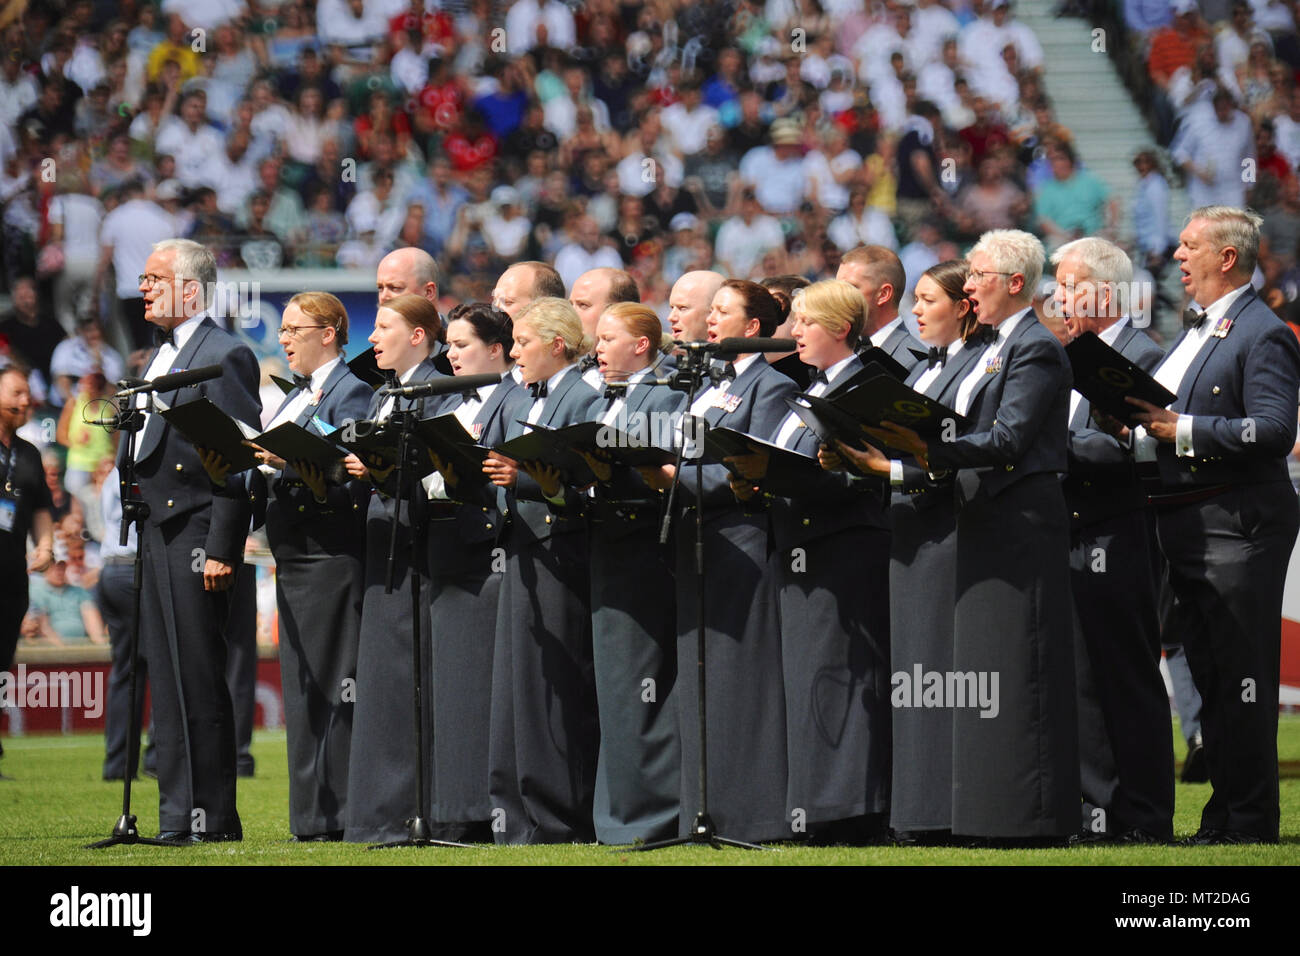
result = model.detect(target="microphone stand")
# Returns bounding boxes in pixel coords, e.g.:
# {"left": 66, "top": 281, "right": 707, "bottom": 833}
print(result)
{"left": 634, "top": 344, "right": 764, "bottom": 852}
{"left": 370, "top": 404, "right": 470, "bottom": 850}
{"left": 87, "top": 394, "right": 183, "bottom": 849}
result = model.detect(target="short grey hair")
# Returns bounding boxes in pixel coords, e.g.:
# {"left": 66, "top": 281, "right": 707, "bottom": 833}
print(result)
{"left": 969, "top": 229, "right": 1045, "bottom": 301}
{"left": 152, "top": 238, "right": 217, "bottom": 309}
{"left": 1050, "top": 237, "right": 1134, "bottom": 286}
{"left": 1186, "top": 205, "right": 1263, "bottom": 275}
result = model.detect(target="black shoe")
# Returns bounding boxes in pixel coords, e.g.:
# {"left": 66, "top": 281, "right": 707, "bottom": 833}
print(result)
{"left": 156, "top": 830, "right": 198, "bottom": 844}
{"left": 1181, "top": 734, "right": 1208, "bottom": 783}
{"left": 893, "top": 828, "right": 954, "bottom": 847}
{"left": 1178, "top": 828, "right": 1265, "bottom": 846}
{"left": 1068, "top": 829, "right": 1115, "bottom": 846}
{"left": 196, "top": 829, "right": 243, "bottom": 843}
{"left": 293, "top": 831, "right": 344, "bottom": 842}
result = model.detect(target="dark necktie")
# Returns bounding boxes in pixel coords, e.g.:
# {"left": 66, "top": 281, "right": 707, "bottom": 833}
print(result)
{"left": 809, "top": 369, "right": 829, "bottom": 386}
{"left": 292, "top": 372, "right": 312, "bottom": 391}
{"left": 153, "top": 325, "right": 175, "bottom": 348}
{"left": 1183, "top": 308, "right": 1208, "bottom": 330}
{"left": 529, "top": 380, "right": 548, "bottom": 399}
{"left": 927, "top": 346, "right": 948, "bottom": 369}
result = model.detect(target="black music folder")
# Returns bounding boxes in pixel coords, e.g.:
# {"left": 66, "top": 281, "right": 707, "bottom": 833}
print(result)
{"left": 1065, "top": 331, "right": 1177, "bottom": 427}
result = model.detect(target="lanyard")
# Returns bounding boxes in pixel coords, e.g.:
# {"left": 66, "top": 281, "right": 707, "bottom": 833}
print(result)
{"left": 0, "top": 439, "right": 13, "bottom": 493}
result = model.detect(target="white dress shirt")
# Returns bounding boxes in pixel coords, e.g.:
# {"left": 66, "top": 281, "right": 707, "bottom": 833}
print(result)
{"left": 953, "top": 308, "right": 1031, "bottom": 419}
{"left": 682, "top": 353, "right": 758, "bottom": 457}
{"left": 889, "top": 338, "right": 966, "bottom": 485}
{"left": 425, "top": 382, "right": 498, "bottom": 500}
{"left": 1134, "top": 283, "right": 1251, "bottom": 461}
{"left": 774, "top": 353, "right": 857, "bottom": 448}
{"left": 135, "top": 311, "right": 208, "bottom": 460}
{"left": 525, "top": 364, "right": 575, "bottom": 427}
{"left": 376, "top": 362, "right": 421, "bottom": 423}
{"left": 269, "top": 356, "right": 341, "bottom": 430}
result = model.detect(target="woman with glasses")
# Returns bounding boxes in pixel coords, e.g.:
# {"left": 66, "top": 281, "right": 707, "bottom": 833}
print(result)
{"left": 252, "top": 292, "right": 372, "bottom": 841}
{"left": 865, "top": 231, "right": 1079, "bottom": 846}
{"left": 342, "top": 293, "right": 446, "bottom": 844}
{"left": 825, "top": 261, "right": 983, "bottom": 844}
{"left": 420, "top": 302, "right": 518, "bottom": 842}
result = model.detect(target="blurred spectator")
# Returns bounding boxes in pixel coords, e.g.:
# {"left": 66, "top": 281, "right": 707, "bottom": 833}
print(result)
{"left": 95, "top": 179, "right": 176, "bottom": 350}
{"left": 829, "top": 187, "right": 898, "bottom": 252}
{"left": 146, "top": 14, "right": 203, "bottom": 84}
{"left": 1132, "top": 149, "right": 1174, "bottom": 276}
{"left": 56, "top": 368, "right": 115, "bottom": 494}
{"left": 155, "top": 89, "right": 224, "bottom": 188}
{"left": 662, "top": 81, "right": 720, "bottom": 157}
{"left": 90, "top": 134, "right": 155, "bottom": 197}
{"left": 26, "top": 549, "right": 105, "bottom": 645}
{"left": 805, "top": 126, "right": 863, "bottom": 215}
{"left": 554, "top": 215, "right": 623, "bottom": 290}
{"left": 1034, "top": 139, "right": 1114, "bottom": 249}
{"left": 1262, "top": 174, "right": 1300, "bottom": 271}
{"left": 0, "top": 277, "right": 64, "bottom": 385}
{"left": 895, "top": 100, "right": 946, "bottom": 241}
{"left": 50, "top": 317, "right": 125, "bottom": 402}
{"left": 956, "top": 155, "right": 1031, "bottom": 236}
{"left": 480, "top": 186, "right": 532, "bottom": 261}
{"left": 1173, "top": 86, "right": 1256, "bottom": 208}
{"left": 740, "top": 118, "right": 810, "bottom": 215}
{"left": 715, "top": 187, "right": 786, "bottom": 278}
{"left": 506, "top": 0, "right": 577, "bottom": 56}
{"left": 47, "top": 172, "right": 104, "bottom": 328}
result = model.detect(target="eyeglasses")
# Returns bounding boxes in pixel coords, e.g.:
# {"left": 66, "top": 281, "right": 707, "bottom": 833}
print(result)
{"left": 138, "top": 273, "right": 178, "bottom": 286}
{"left": 278, "top": 324, "right": 328, "bottom": 338}
{"left": 968, "top": 270, "right": 1018, "bottom": 283}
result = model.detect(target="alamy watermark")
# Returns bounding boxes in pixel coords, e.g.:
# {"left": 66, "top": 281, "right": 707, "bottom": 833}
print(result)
{"left": 0, "top": 666, "right": 104, "bottom": 719}
{"left": 891, "top": 665, "right": 1000, "bottom": 719}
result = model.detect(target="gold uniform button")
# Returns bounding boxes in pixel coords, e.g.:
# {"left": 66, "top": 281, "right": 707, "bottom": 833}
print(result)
{"left": 801, "top": 517, "right": 811, "bottom": 526}
{"left": 1005, "top": 464, "right": 1014, "bottom": 471}
{"left": 166, "top": 499, "right": 174, "bottom": 507}
{"left": 1072, "top": 511, "right": 1080, "bottom": 519}
{"left": 298, "top": 505, "right": 306, "bottom": 512}
{"left": 1190, "top": 465, "right": 1198, "bottom": 472}
{"left": 544, "top": 515, "right": 552, "bottom": 524}
{"left": 175, "top": 463, "right": 183, "bottom": 472}
{"left": 1212, "top": 386, "right": 1221, "bottom": 395}
{"left": 486, "top": 523, "right": 493, "bottom": 530}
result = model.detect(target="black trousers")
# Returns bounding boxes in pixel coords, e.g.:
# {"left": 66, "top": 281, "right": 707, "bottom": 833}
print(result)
{"left": 1069, "top": 509, "right": 1174, "bottom": 838}
{"left": 97, "top": 559, "right": 154, "bottom": 778}
{"left": 1155, "top": 482, "right": 1299, "bottom": 841}
{"left": 139, "top": 513, "right": 242, "bottom": 835}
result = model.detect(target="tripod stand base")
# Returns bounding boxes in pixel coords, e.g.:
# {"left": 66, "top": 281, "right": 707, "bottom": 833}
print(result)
{"left": 367, "top": 816, "right": 474, "bottom": 850}
{"left": 629, "top": 812, "right": 768, "bottom": 852}
{"left": 85, "top": 814, "right": 189, "bottom": 849}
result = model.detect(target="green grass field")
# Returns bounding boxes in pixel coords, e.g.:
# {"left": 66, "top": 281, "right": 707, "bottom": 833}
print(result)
{"left": 3, "top": 717, "right": 1300, "bottom": 865}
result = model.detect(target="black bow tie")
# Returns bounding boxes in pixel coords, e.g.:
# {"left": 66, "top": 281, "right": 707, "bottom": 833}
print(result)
{"left": 1184, "top": 308, "right": 1208, "bottom": 330}
{"left": 292, "top": 372, "right": 312, "bottom": 391}
{"left": 927, "top": 346, "right": 948, "bottom": 369}
{"left": 153, "top": 325, "right": 175, "bottom": 348}
{"left": 968, "top": 325, "right": 996, "bottom": 347}
{"left": 603, "top": 384, "right": 626, "bottom": 401}
{"left": 529, "top": 380, "right": 549, "bottom": 399}
{"left": 809, "top": 369, "right": 829, "bottom": 386}
{"left": 579, "top": 354, "right": 599, "bottom": 373}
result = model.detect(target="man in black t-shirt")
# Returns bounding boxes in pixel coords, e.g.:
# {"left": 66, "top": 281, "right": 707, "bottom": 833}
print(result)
{"left": 0, "top": 278, "right": 67, "bottom": 387}
{"left": 895, "top": 101, "right": 947, "bottom": 242}
{"left": 0, "top": 367, "right": 55, "bottom": 774}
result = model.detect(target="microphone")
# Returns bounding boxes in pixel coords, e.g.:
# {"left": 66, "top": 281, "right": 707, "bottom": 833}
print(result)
{"left": 378, "top": 373, "right": 501, "bottom": 398}
{"left": 715, "top": 336, "right": 796, "bottom": 356}
{"left": 114, "top": 365, "right": 223, "bottom": 397}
